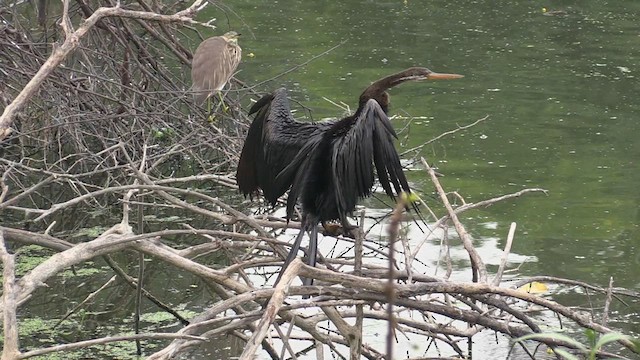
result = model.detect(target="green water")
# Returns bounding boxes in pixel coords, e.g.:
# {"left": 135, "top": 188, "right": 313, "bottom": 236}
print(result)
{"left": 207, "top": 0, "right": 640, "bottom": 327}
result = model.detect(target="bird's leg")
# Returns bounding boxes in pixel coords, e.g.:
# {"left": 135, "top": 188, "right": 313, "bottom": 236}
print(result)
{"left": 273, "top": 219, "right": 308, "bottom": 287}
{"left": 205, "top": 91, "right": 229, "bottom": 122}
{"left": 217, "top": 90, "right": 230, "bottom": 113}
{"left": 340, "top": 215, "right": 361, "bottom": 239}
{"left": 302, "top": 223, "right": 319, "bottom": 287}
{"left": 206, "top": 96, "right": 216, "bottom": 123}
{"left": 222, "top": 94, "right": 243, "bottom": 118}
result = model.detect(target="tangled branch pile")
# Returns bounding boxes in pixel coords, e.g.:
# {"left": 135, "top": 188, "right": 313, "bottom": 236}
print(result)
{"left": 1, "top": 1, "right": 639, "bottom": 359}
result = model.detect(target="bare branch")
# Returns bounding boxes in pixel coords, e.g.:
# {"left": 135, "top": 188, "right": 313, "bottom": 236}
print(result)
{"left": 0, "top": 0, "right": 206, "bottom": 139}
{"left": 1, "top": 229, "right": 21, "bottom": 360}
{"left": 17, "top": 333, "right": 206, "bottom": 359}
{"left": 492, "top": 222, "right": 517, "bottom": 286}
{"left": 422, "top": 157, "right": 487, "bottom": 282}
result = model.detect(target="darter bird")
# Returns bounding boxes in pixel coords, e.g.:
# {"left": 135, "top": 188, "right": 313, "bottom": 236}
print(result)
{"left": 236, "top": 67, "right": 463, "bottom": 286}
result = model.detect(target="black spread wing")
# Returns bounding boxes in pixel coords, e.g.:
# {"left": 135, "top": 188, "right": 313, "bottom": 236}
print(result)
{"left": 285, "top": 98, "right": 413, "bottom": 223}
{"left": 236, "top": 88, "right": 331, "bottom": 206}
{"left": 276, "top": 133, "right": 325, "bottom": 220}
{"left": 332, "top": 99, "right": 411, "bottom": 218}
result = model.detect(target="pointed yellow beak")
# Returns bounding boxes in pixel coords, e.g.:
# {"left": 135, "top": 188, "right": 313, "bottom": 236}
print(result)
{"left": 426, "top": 72, "right": 464, "bottom": 80}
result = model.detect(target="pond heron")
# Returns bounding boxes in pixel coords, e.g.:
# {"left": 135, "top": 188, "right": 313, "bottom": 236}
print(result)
{"left": 191, "top": 31, "right": 242, "bottom": 104}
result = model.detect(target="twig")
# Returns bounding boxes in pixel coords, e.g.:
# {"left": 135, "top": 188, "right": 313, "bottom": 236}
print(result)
{"left": 0, "top": 0, "right": 207, "bottom": 140}
{"left": 455, "top": 188, "right": 548, "bottom": 213}
{"left": 0, "top": 163, "right": 15, "bottom": 204}
{"left": 385, "top": 198, "right": 406, "bottom": 360}
{"left": 510, "top": 276, "right": 639, "bottom": 299}
{"left": 409, "top": 188, "right": 546, "bottom": 261}
{"left": 602, "top": 277, "right": 614, "bottom": 327}
{"left": 55, "top": 276, "right": 118, "bottom": 328}
{"left": 106, "top": 254, "right": 189, "bottom": 325}
{"left": 354, "top": 210, "right": 365, "bottom": 359}
{"left": 400, "top": 115, "right": 489, "bottom": 157}
{"left": 274, "top": 318, "right": 299, "bottom": 360}
{"left": 0, "top": 223, "right": 134, "bottom": 311}
{"left": 17, "top": 333, "right": 206, "bottom": 359}
{"left": 239, "top": 259, "right": 303, "bottom": 360}
{"left": 249, "top": 40, "right": 348, "bottom": 90}
{"left": 492, "top": 222, "right": 517, "bottom": 286}
{"left": 422, "top": 157, "right": 487, "bottom": 283}
{"left": 1, "top": 229, "right": 21, "bottom": 360}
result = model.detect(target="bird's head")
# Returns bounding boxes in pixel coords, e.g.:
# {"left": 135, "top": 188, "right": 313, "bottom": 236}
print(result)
{"left": 359, "top": 67, "right": 463, "bottom": 113}
{"left": 222, "top": 31, "right": 241, "bottom": 45}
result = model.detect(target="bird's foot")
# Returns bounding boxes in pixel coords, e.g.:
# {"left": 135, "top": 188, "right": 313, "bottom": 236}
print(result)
{"left": 345, "top": 225, "right": 363, "bottom": 239}
{"left": 321, "top": 221, "right": 361, "bottom": 239}
{"left": 321, "top": 221, "right": 343, "bottom": 236}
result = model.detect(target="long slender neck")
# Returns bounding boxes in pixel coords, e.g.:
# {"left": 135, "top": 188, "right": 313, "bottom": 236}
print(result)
{"left": 373, "top": 71, "right": 415, "bottom": 90}
{"left": 357, "top": 69, "right": 419, "bottom": 114}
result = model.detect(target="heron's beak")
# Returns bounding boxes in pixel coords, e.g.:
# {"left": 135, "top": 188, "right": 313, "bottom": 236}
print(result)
{"left": 426, "top": 72, "right": 464, "bottom": 80}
